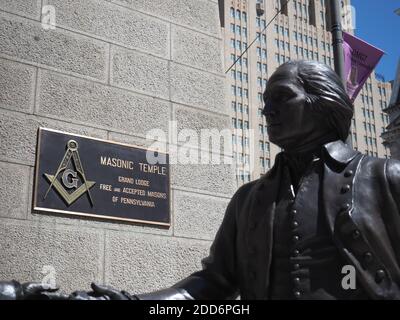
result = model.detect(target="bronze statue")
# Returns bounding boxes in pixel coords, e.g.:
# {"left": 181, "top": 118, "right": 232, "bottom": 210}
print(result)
{"left": 2, "top": 60, "right": 400, "bottom": 300}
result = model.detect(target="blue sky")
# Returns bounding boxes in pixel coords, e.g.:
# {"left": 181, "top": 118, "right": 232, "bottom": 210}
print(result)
{"left": 351, "top": 0, "right": 400, "bottom": 81}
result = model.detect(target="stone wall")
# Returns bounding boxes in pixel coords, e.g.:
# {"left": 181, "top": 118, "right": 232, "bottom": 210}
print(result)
{"left": 0, "top": 0, "right": 235, "bottom": 294}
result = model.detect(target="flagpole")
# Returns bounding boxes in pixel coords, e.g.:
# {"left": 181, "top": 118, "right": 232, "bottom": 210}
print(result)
{"left": 330, "top": 0, "right": 346, "bottom": 86}
{"left": 330, "top": 0, "right": 352, "bottom": 146}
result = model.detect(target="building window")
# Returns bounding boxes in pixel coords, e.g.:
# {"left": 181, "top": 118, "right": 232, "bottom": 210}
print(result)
{"left": 259, "top": 140, "right": 264, "bottom": 151}
{"left": 231, "top": 101, "right": 236, "bottom": 112}
{"left": 230, "top": 7, "right": 235, "bottom": 17}
{"left": 263, "top": 64, "right": 267, "bottom": 73}
{"left": 232, "top": 118, "right": 237, "bottom": 128}
{"left": 262, "top": 34, "right": 266, "bottom": 44}
{"left": 236, "top": 25, "right": 241, "bottom": 35}
{"left": 231, "top": 85, "right": 236, "bottom": 96}
{"left": 231, "top": 70, "right": 236, "bottom": 79}
{"left": 236, "top": 9, "right": 241, "bottom": 20}
{"left": 244, "top": 89, "right": 248, "bottom": 99}
{"left": 230, "top": 23, "right": 235, "bottom": 33}
{"left": 243, "top": 73, "right": 248, "bottom": 82}
{"left": 256, "top": 17, "right": 261, "bottom": 27}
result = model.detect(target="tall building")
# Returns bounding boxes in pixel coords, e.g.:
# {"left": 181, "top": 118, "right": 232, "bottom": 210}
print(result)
{"left": 222, "top": 0, "right": 392, "bottom": 185}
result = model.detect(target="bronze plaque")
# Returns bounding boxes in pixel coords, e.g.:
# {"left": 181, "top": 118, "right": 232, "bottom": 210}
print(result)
{"left": 34, "top": 128, "right": 170, "bottom": 226}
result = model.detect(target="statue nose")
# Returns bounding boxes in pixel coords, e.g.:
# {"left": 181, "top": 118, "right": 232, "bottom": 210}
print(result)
{"left": 263, "top": 109, "right": 278, "bottom": 119}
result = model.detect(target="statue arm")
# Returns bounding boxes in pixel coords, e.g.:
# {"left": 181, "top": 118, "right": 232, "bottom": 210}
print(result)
{"left": 167, "top": 191, "right": 240, "bottom": 300}
{"left": 1, "top": 189, "right": 242, "bottom": 301}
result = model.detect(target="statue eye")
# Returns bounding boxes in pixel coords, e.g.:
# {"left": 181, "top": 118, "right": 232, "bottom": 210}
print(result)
{"left": 274, "top": 90, "right": 295, "bottom": 102}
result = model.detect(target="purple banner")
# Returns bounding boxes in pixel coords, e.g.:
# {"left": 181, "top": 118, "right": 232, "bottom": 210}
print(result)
{"left": 343, "top": 31, "right": 384, "bottom": 102}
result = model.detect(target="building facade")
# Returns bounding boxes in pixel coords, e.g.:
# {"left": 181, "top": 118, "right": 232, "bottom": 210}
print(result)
{"left": 382, "top": 59, "right": 400, "bottom": 159}
{"left": 222, "top": 0, "right": 392, "bottom": 185}
{"left": 0, "top": 0, "right": 236, "bottom": 294}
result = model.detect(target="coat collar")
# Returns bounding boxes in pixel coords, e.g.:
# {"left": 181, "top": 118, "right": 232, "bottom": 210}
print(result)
{"left": 322, "top": 140, "right": 359, "bottom": 165}
{"left": 256, "top": 140, "right": 359, "bottom": 194}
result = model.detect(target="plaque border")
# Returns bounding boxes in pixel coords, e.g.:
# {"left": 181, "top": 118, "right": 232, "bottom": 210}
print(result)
{"left": 33, "top": 127, "right": 171, "bottom": 227}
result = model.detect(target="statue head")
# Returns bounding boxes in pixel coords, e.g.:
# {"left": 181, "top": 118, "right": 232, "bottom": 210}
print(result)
{"left": 263, "top": 60, "right": 353, "bottom": 151}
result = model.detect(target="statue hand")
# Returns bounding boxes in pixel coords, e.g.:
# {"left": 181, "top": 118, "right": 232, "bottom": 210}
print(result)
{"left": 0, "top": 280, "right": 23, "bottom": 300}
{"left": 89, "top": 282, "right": 137, "bottom": 300}
{"left": 69, "top": 290, "right": 109, "bottom": 300}
{"left": 0, "top": 281, "right": 64, "bottom": 300}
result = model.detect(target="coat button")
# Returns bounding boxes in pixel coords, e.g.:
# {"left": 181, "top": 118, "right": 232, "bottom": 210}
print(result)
{"left": 375, "top": 269, "right": 386, "bottom": 283}
{"left": 293, "top": 263, "right": 300, "bottom": 270}
{"left": 291, "top": 209, "right": 297, "bottom": 215}
{"left": 292, "top": 221, "right": 299, "bottom": 229}
{"left": 292, "top": 235, "right": 300, "bottom": 242}
{"left": 293, "top": 249, "right": 300, "bottom": 256}
{"left": 352, "top": 230, "right": 361, "bottom": 239}
{"left": 293, "top": 277, "right": 301, "bottom": 285}
{"left": 344, "top": 170, "right": 354, "bottom": 177}
{"left": 294, "top": 291, "right": 301, "bottom": 298}
{"left": 341, "top": 184, "right": 351, "bottom": 193}
{"left": 340, "top": 203, "right": 350, "bottom": 212}
{"left": 364, "top": 252, "right": 373, "bottom": 263}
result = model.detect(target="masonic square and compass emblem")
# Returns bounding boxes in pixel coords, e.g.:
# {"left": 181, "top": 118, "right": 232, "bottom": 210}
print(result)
{"left": 43, "top": 139, "right": 95, "bottom": 206}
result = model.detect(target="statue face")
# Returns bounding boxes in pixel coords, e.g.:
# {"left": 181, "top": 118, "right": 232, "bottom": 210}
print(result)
{"left": 263, "top": 64, "right": 329, "bottom": 150}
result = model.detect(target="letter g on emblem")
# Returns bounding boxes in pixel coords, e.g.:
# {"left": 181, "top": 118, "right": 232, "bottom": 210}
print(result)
{"left": 62, "top": 169, "right": 78, "bottom": 189}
